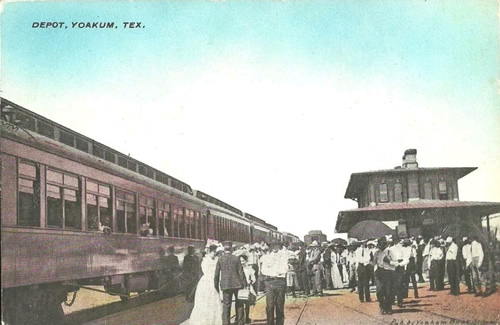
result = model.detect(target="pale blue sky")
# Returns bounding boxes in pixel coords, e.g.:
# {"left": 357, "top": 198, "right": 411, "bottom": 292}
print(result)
{"left": 2, "top": 0, "right": 499, "bottom": 238}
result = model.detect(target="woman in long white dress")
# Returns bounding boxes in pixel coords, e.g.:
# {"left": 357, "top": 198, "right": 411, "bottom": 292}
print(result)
{"left": 181, "top": 245, "right": 222, "bottom": 325}
{"left": 330, "top": 247, "right": 344, "bottom": 289}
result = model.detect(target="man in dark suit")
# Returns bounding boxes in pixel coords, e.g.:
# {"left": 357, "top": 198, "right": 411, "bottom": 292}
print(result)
{"left": 296, "top": 244, "right": 310, "bottom": 295}
{"left": 322, "top": 242, "right": 333, "bottom": 290}
{"left": 214, "top": 241, "right": 247, "bottom": 325}
{"left": 307, "top": 241, "right": 323, "bottom": 296}
{"left": 163, "top": 246, "right": 181, "bottom": 292}
{"left": 182, "top": 245, "right": 201, "bottom": 302}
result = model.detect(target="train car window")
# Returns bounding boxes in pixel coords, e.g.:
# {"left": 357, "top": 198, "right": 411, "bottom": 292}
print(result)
{"left": 38, "top": 121, "right": 55, "bottom": 139}
{"left": 47, "top": 169, "right": 63, "bottom": 184}
{"left": 104, "top": 150, "right": 115, "bottom": 163}
{"left": 116, "top": 189, "right": 136, "bottom": 234}
{"left": 173, "top": 206, "right": 183, "bottom": 237}
{"left": 139, "top": 196, "right": 156, "bottom": 236}
{"left": 64, "top": 188, "right": 80, "bottom": 228}
{"left": 190, "top": 210, "right": 196, "bottom": 239}
{"left": 46, "top": 169, "right": 82, "bottom": 229}
{"left": 86, "top": 180, "right": 112, "bottom": 231}
{"left": 75, "top": 137, "right": 89, "bottom": 152}
{"left": 158, "top": 201, "right": 171, "bottom": 237}
{"left": 93, "top": 145, "right": 105, "bottom": 159}
{"left": 127, "top": 161, "right": 137, "bottom": 172}
{"left": 47, "top": 169, "right": 82, "bottom": 229}
{"left": 139, "top": 165, "right": 147, "bottom": 176}
{"left": 196, "top": 212, "right": 202, "bottom": 239}
{"left": 59, "top": 130, "right": 75, "bottom": 147}
{"left": 185, "top": 209, "right": 191, "bottom": 238}
{"left": 179, "top": 207, "right": 186, "bottom": 238}
{"left": 118, "top": 156, "right": 127, "bottom": 168}
{"left": 18, "top": 161, "right": 40, "bottom": 227}
{"left": 14, "top": 111, "right": 37, "bottom": 132}
{"left": 146, "top": 168, "right": 155, "bottom": 179}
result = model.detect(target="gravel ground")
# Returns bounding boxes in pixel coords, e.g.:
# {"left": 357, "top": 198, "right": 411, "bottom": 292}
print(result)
{"left": 66, "top": 283, "right": 499, "bottom": 325}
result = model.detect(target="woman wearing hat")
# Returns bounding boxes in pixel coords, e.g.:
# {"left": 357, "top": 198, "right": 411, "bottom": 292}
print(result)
{"left": 181, "top": 245, "right": 222, "bottom": 325}
{"left": 330, "top": 245, "right": 344, "bottom": 289}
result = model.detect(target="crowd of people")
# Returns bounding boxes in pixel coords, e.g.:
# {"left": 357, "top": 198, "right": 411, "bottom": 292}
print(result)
{"left": 165, "top": 233, "right": 492, "bottom": 325}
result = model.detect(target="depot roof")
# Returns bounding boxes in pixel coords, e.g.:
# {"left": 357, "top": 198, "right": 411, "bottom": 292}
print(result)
{"left": 344, "top": 167, "right": 477, "bottom": 199}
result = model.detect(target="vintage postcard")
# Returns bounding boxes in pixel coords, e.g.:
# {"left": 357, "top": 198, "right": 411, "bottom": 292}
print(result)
{"left": 1, "top": 1, "right": 499, "bottom": 324}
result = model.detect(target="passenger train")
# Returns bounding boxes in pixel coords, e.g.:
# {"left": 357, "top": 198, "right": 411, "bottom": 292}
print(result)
{"left": 0, "top": 98, "right": 300, "bottom": 324}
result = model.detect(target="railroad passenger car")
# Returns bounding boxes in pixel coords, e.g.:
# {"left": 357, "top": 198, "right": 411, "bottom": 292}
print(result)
{"left": 194, "top": 190, "right": 251, "bottom": 245}
{"left": 245, "top": 213, "right": 273, "bottom": 243}
{"left": 0, "top": 98, "right": 289, "bottom": 324}
{"left": 282, "top": 231, "right": 302, "bottom": 245}
{"left": 0, "top": 99, "right": 209, "bottom": 323}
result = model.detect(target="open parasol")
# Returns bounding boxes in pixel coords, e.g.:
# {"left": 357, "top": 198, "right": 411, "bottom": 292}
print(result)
{"left": 330, "top": 238, "right": 348, "bottom": 246}
{"left": 348, "top": 220, "right": 395, "bottom": 240}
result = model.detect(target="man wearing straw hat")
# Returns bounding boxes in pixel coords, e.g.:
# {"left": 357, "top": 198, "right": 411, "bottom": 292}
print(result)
{"left": 321, "top": 241, "right": 333, "bottom": 290}
{"left": 261, "top": 240, "right": 289, "bottom": 325}
{"left": 355, "top": 239, "right": 372, "bottom": 303}
{"left": 307, "top": 240, "right": 323, "bottom": 296}
{"left": 374, "top": 236, "right": 398, "bottom": 315}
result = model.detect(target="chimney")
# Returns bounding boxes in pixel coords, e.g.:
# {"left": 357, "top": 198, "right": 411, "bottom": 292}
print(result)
{"left": 402, "top": 149, "right": 418, "bottom": 169}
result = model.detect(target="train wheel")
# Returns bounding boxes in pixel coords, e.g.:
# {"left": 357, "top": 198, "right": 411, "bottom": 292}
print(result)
{"left": 2, "top": 287, "right": 41, "bottom": 325}
{"left": 2, "top": 285, "right": 67, "bottom": 325}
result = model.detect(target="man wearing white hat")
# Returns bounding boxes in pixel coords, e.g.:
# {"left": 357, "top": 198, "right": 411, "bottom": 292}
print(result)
{"left": 307, "top": 241, "right": 323, "bottom": 296}
{"left": 321, "top": 242, "right": 333, "bottom": 290}
{"left": 355, "top": 240, "right": 372, "bottom": 302}
{"left": 445, "top": 237, "right": 460, "bottom": 296}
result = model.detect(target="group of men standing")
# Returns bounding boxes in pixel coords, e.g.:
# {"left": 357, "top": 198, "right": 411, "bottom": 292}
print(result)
{"left": 161, "top": 233, "right": 488, "bottom": 324}
{"left": 370, "top": 234, "right": 486, "bottom": 315}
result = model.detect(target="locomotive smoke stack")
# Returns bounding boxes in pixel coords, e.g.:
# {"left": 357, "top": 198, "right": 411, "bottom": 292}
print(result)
{"left": 402, "top": 148, "right": 418, "bottom": 169}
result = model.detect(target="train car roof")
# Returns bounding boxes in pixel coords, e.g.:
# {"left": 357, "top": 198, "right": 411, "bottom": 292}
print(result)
{"left": 194, "top": 190, "right": 243, "bottom": 216}
{"left": 1, "top": 97, "right": 193, "bottom": 194}
{"left": 265, "top": 223, "right": 278, "bottom": 231}
{"left": 244, "top": 213, "right": 269, "bottom": 226}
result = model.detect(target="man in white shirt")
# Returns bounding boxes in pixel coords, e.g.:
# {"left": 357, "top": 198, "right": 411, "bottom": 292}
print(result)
{"left": 402, "top": 238, "right": 419, "bottom": 299}
{"left": 445, "top": 237, "right": 460, "bottom": 296}
{"left": 374, "top": 236, "right": 400, "bottom": 315}
{"left": 355, "top": 240, "right": 372, "bottom": 302}
{"left": 389, "top": 239, "right": 406, "bottom": 307}
{"left": 261, "top": 241, "right": 289, "bottom": 325}
{"left": 470, "top": 236, "right": 484, "bottom": 296}
{"left": 429, "top": 239, "right": 444, "bottom": 291}
{"left": 461, "top": 237, "right": 474, "bottom": 293}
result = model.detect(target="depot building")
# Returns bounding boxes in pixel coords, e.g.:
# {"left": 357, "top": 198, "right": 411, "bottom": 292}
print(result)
{"left": 335, "top": 149, "right": 500, "bottom": 239}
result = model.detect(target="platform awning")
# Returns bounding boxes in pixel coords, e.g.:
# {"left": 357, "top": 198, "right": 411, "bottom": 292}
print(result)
{"left": 336, "top": 200, "right": 500, "bottom": 233}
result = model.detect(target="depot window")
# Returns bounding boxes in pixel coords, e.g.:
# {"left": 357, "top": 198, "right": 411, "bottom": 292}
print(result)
{"left": 116, "top": 189, "right": 136, "bottom": 234}
{"left": 424, "top": 181, "right": 433, "bottom": 200}
{"left": 394, "top": 182, "right": 403, "bottom": 203}
{"left": 46, "top": 169, "right": 81, "bottom": 229}
{"left": 438, "top": 181, "right": 447, "bottom": 200}
{"left": 86, "top": 180, "right": 111, "bottom": 231}
{"left": 139, "top": 196, "right": 156, "bottom": 236}
{"left": 18, "top": 161, "right": 41, "bottom": 227}
{"left": 379, "top": 183, "right": 388, "bottom": 202}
